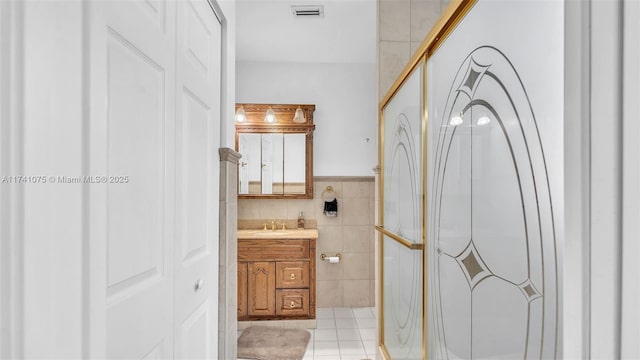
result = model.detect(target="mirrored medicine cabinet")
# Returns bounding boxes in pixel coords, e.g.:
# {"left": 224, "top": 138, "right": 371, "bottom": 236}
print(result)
{"left": 235, "top": 103, "right": 315, "bottom": 199}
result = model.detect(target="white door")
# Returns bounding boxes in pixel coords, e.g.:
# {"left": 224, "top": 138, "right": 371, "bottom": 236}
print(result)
{"left": 89, "top": 1, "right": 177, "bottom": 358}
{"left": 89, "top": 0, "right": 221, "bottom": 358}
{"left": 173, "top": 0, "right": 221, "bottom": 358}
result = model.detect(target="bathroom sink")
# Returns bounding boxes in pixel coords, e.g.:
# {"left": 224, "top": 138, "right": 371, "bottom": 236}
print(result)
{"left": 237, "top": 228, "right": 319, "bottom": 239}
{"left": 247, "top": 230, "right": 291, "bottom": 235}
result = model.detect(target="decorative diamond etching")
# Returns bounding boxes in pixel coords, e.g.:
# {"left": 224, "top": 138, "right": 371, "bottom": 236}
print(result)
{"left": 429, "top": 44, "right": 560, "bottom": 359}
{"left": 464, "top": 69, "right": 481, "bottom": 91}
{"left": 461, "top": 252, "right": 483, "bottom": 281}
{"left": 457, "top": 57, "right": 490, "bottom": 99}
{"left": 518, "top": 279, "right": 542, "bottom": 302}
{"left": 455, "top": 241, "right": 492, "bottom": 288}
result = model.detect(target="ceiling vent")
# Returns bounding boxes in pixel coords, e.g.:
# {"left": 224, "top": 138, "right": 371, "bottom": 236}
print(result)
{"left": 291, "top": 5, "right": 324, "bottom": 17}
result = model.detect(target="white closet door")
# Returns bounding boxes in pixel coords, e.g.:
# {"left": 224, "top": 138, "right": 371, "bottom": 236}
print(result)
{"left": 89, "top": 1, "right": 177, "bottom": 358}
{"left": 173, "top": 0, "right": 221, "bottom": 358}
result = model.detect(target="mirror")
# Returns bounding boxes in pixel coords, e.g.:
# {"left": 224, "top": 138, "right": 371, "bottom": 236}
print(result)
{"left": 235, "top": 104, "right": 315, "bottom": 199}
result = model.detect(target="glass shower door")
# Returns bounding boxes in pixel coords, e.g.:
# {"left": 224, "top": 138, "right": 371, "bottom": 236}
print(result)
{"left": 425, "top": 2, "right": 562, "bottom": 358}
{"left": 378, "top": 3, "right": 563, "bottom": 359}
{"left": 378, "top": 63, "right": 425, "bottom": 360}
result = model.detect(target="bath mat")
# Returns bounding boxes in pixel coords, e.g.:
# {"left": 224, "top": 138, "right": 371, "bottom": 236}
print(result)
{"left": 237, "top": 326, "right": 310, "bottom": 360}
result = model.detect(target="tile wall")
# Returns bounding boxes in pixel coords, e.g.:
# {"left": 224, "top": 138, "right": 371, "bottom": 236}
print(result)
{"left": 378, "top": 0, "right": 449, "bottom": 100}
{"left": 238, "top": 177, "right": 376, "bottom": 307}
{"left": 218, "top": 148, "right": 242, "bottom": 360}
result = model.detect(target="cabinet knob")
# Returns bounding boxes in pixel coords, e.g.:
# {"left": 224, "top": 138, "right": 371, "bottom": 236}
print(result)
{"left": 290, "top": 301, "right": 296, "bottom": 308}
{"left": 194, "top": 279, "right": 204, "bottom": 292}
{"left": 289, "top": 273, "right": 296, "bottom": 280}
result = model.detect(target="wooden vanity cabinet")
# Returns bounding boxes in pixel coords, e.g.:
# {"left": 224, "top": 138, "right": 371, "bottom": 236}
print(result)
{"left": 237, "top": 238, "right": 316, "bottom": 321}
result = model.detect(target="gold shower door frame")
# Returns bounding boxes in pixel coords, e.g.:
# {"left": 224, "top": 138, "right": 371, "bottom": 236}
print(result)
{"left": 376, "top": 0, "right": 477, "bottom": 358}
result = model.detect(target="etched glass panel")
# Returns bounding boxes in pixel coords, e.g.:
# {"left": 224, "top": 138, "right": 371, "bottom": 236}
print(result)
{"left": 426, "top": 2, "right": 563, "bottom": 359}
{"left": 383, "top": 66, "right": 423, "bottom": 245}
{"left": 382, "top": 235, "right": 423, "bottom": 360}
{"left": 381, "top": 63, "right": 424, "bottom": 359}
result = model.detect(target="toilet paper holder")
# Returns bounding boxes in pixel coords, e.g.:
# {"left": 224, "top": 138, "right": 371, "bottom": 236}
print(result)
{"left": 320, "top": 253, "right": 341, "bottom": 261}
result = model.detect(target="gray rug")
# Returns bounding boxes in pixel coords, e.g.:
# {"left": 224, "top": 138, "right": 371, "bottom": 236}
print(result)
{"left": 237, "top": 326, "right": 310, "bottom": 360}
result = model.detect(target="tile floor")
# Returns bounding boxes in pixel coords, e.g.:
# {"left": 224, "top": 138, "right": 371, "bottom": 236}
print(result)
{"left": 238, "top": 307, "right": 378, "bottom": 360}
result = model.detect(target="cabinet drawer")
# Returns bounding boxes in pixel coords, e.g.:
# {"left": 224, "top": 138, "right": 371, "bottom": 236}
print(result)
{"left": 276, "top": 289, "right": 310, "bottom": 317}
{"left": 238, "top": 239, "right": 309, "bottom": 261}
{"left": 276, "top": 262, "right": 310, "bottom": 289}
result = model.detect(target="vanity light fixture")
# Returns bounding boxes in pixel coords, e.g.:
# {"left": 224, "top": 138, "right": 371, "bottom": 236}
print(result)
{"left": 292, "top": 106, "right": 306, "bottom": 123}
{"left": 235, "top": 106, "right": 247, "bottom": 122}
{"left": 264, "top": 106, "right": 277, "bottom": 123}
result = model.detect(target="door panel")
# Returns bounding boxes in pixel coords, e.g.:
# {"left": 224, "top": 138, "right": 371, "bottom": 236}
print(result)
{"left": 135, "top": 0, "right": 167, "bottom": 34}
{"left": 174, "top": 0, "right": 221, "bottom": 358}
{"left": 90, "top": 1, "right": 177, "bottom": 358}
{"left": 184, "top": 4, "right": 213, "bottom": 75}
{"left": 105, "top": 29, "right": 165, "bottom": 297}
{"left": 426, "top": 31, "right": 561, "bottom": 358}
{"left": 178, "top": 300, "right": 212, "bottom": 359}
{"left": 379, "top": 64, "right": 424, "bottom": 360}
{"left": 248, "top": 262, "right": 275, "bottom": 317}
{"left": 179, "top": 90, "right": 210, "bottom": 263}
{"left": 91, "top": 0, "right": 222, "bottom": 358}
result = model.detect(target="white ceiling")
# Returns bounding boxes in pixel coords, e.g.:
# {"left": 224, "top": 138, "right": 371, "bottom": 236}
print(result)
{"left": 236, "top": 0, "right": 377, "bottom": 64}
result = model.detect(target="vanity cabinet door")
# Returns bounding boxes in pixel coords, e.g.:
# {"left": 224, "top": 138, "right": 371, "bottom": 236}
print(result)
{"left": 238, "top": 262, "right": 248, "bottom": 318}
{"left": 247, "top": 261, "right": 276, "bottom": 317}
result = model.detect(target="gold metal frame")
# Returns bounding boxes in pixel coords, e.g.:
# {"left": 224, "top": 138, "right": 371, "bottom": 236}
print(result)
{"left": 375, "top": 226, "right": 424, "bottom": 250}
{"left": 375, "top": 0, "right": 478, "bottom": 358}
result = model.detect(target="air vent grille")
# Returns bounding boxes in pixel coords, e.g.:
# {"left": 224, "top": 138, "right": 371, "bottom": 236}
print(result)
{"left": 291, "top": 5, "right": 324, "bottom": 17}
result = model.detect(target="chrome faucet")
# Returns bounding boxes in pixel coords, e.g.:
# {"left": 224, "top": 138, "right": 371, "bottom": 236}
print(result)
{"left": 271, "top": 220, "right": 276, "bottom": 231}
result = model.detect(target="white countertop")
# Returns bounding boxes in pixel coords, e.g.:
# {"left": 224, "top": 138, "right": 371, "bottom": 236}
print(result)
{"left": 237, "top": 228, "right": 319, "bottom": 239}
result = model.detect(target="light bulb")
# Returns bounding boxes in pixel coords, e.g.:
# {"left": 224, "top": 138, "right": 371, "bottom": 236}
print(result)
{"left": 264, "top": 107, "right": 277, "bottom": 123}
{"left": 235, "top": 106, "right": 247, "bottom": 122}
{"left": 293, "top": 107, "right": 306, "bottom": 123}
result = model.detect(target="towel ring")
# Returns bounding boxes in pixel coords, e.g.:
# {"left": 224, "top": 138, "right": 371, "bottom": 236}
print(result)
{"left": 322, "top": 186, "right": 337, "bottom": 201}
